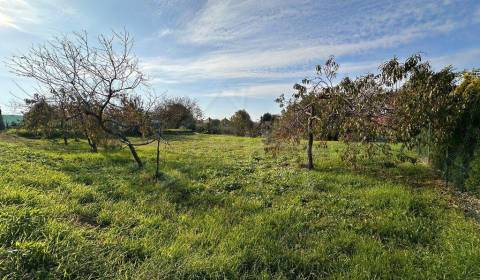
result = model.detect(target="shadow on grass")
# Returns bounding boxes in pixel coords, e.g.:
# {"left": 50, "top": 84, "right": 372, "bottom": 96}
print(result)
{"left": 58, "top": 151, "right": 227, "bottom": 211}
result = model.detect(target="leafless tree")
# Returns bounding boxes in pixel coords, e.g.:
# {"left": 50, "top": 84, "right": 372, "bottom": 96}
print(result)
{"left": 8, "top": 30, "right": 150, "bottom": 168}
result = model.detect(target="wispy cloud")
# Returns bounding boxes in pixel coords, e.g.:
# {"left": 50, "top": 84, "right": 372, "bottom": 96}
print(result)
{"left": 430, "top": 48, "right": 480, "bottom": 70}
{"left": 157, "top": 28, "right": 173, "bottom": 38}
{"left": 179, "top": 0, "right": 313, "bottom": 44}
{"left": 0, "top": 0, "right": 76, "bottom": 33}
{"left": 142, "top": 0, "right": 474, "bottom": 87}
{"left": 203, "top": 83, "right": 294, "bottom": 97}
{"left": 0, "top": 13, "right": 20, "bottom": 30}
{"left": 0, "top": 0, "right": 39, "bottom": 31}
{"left": 177, "top": 0, "right": 469, "bottom": 46}
{"left": 475, "top": 5, "right": 480, "bottom": 23}
{"left": 141, "top": 21, "right": 458, "bottom": 84}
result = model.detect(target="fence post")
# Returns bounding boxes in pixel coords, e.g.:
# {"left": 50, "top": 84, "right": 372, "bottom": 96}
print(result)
{"left": 427, "top": 123, "right": 431, "bottom": 164}
{"left": 445, "top": 149, "right": 449, "bottom": 187}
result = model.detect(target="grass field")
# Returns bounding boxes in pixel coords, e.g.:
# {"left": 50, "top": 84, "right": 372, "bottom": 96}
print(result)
{"left": 0, "top": 134, "right": 479, "bottom": 279}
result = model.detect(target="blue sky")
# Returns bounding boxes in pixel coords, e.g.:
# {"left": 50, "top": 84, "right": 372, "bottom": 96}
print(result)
{"left": 0, "top": 0, "right": 479, "bottom": 120}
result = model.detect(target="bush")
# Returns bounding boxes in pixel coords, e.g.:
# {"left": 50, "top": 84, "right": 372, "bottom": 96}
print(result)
{"left": 430, "top": 73, "right": 480, "bottom": 192}
{"left": 465, "top": 147, "right": 480, "bottom": 193}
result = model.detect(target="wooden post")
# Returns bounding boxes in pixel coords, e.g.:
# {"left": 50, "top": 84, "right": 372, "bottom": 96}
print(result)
{"left": 445, "top": 149, "right": 449, "bottom": 187}
{"left": 306, "top": 105, "right": 314, "bottom": 170}
{"left": 155, "top": 138, "right": 160, "bottom": 180}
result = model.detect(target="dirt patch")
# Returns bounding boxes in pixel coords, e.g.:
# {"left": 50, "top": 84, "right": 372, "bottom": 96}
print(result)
{"left": 72, "top": 214, "right": 108, "bottom": 229}
{"left": 428, "top": 179, "right": 480, "bottom": 222}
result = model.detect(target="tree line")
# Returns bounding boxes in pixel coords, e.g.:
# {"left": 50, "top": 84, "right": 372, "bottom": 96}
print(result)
{"left": 196, "top": 111, "right": 277, "bottom": 137}
{"left": 6, "top": 29, "right": 479, "bottom": 191}
{"left": 17, "top": 92, "right": 276, "bottom": 139}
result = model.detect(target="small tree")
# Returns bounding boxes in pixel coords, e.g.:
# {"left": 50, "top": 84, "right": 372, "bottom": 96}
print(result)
{"left": 23, "top": 96, "right": 57, "bottom": 138}
{"left": 220, "top": 118, "right": 232, "bottom": 134}
{"left": 0, "top": 107, "right": 5, "bottom": 131}
{"left": 275, "top": 56, "right": 339, "bottom": 169}
{"left": 156, "top": 96, "right": 202, "bottom": 130}
{"left": 203, "top": 118, "right": 222, "bottom": 134}
{"left": 230, "top": 110, "right": 254, "bottom": 136}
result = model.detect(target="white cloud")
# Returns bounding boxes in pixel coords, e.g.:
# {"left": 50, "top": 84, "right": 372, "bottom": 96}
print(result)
{"left": 143, "top": 0, "right": 473, "bottom": 86}
{"left": 177, "top": 0, "right": 468, "bottom": 46}
{"left": 0, "top": 0, "right": 76, "bottom": 32}
{"left": 475, "top": 5, "right": 480, "bottom": 23}
{"left": 0, "top": 0, "right": 39, "bottom": 31}
{"left": 180, "top": 0, "right": 312, "bottom": 44}
{"left": 186, "top": 48, "right": 480, "bottom": 101}
{"left": 157, "top": 28, "right": 173, "bottom": 37}
{"left": 203, "top": 83, "right": 294, "bottom": 97}
{"left": 0, "top": 13, "right": 20, "bottom": 30}
{"left": 141, "top": 21, "right": 456, "bottom": 84}
{"left": 430, "top": 48, "right": 480, "bottom": 70}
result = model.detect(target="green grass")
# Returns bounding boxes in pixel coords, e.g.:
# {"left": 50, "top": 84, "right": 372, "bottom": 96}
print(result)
{"left": 0, "top": 134, "right": 479, "bottom": 279}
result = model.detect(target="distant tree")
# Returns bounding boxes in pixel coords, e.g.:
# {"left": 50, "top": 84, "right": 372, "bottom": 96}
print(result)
{"left": 219, "top": 118, "right": 232, "bottom": 134}
{"left": 260, "top": 113, "right": 273, "bottom": 123}
{"left": 0, "top": 107, "right": 5, "bottom": 131}
{"left": 156, "top": 96, "right": 202, "bottom": 130}
{"left": 51, "top": 88, "right": 72, "bottom": 145}
{"left": 204, "top": 118, "right": 221, "bottom": 134}
{"left": 259, "top": 113, "right": 278, "bottom": 133}
{"left": 22, "top": 96, "right": 57, "bottom": 137}
{"left": 230, "top": 110, "right": 254, "bottom": 136}
{"left": 68, "top": 101, "right": 103, "bottom": 152}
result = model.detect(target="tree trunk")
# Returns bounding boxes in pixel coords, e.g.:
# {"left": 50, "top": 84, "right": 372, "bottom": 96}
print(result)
{"left": 95, "top": 115, "right": 144, "bottom": 170}
{"left": 85, "top": 133, "right": 97, "bottom": 153}
{"left": 61, "top": 118, "right": 68, "bottom": 145}
{"left": 90, "top": 140, "right": 98, "bottom": 153}
{"left": 127, "top": 143, "right": 144, "bottom": 169}
{"left": 307, "top": 116, "right": 314, "bottom": 170}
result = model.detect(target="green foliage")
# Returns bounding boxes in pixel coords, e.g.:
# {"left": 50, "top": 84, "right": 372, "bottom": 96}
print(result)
{"left": 430, "top": 73, "right": 480, "bottom": 191}
{"left": 464, "top": 147, "right": 480, "bottom": 193}
{"left": 1, "top": 135, "right": 480, "bottom": 278}
{"left": 230, "top": 110, "right": 254, "bottom": 136}
{"left": 21, "top": 98, "right": 62, "bottom": 138}
{"left": 273, "top": 55, "right": 477, "bottom": 175}
{"left": 157, "top": 102, "right": 196, "bottom": 130}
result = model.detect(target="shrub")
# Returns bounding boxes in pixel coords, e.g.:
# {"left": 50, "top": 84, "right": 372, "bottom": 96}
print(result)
{"left": 465, "top": 147, "right": 480, "bottom": 193}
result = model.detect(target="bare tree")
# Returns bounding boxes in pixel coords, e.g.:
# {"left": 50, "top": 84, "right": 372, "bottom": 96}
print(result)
{"left": 8, "top": 30, "right": 151, "bottom": 168}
